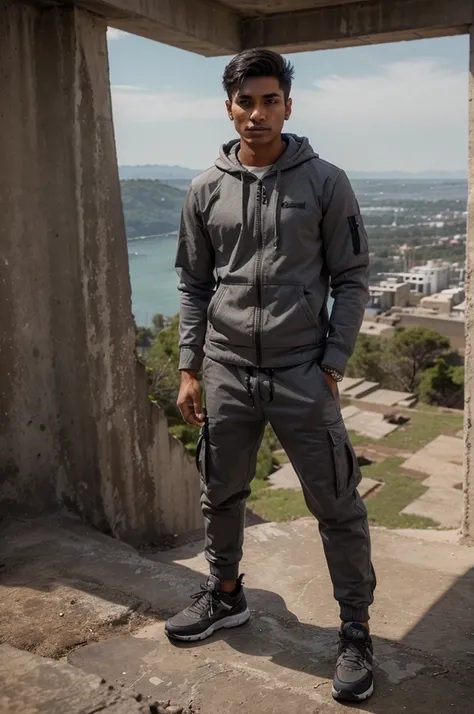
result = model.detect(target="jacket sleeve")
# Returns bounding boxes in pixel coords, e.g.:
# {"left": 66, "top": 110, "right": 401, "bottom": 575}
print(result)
{"left": 175, "top": 185, "right": 216, "bottom": 371}
{"left": 321, "top": 170, "right": 369, "bottom": 376}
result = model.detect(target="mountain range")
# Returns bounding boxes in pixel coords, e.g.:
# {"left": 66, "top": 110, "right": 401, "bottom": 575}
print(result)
{"left": 119, "top": 163, "right": 467, "bottom": 181}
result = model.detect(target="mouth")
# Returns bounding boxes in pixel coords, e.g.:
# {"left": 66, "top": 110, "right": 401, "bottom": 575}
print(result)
{"left": 246, "top": 126, "right": 270, "bottom": 133}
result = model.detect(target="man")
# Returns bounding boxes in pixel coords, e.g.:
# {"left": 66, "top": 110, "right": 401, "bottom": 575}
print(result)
{"left": 166, "top": 49, "right": 376, "bottom": 703}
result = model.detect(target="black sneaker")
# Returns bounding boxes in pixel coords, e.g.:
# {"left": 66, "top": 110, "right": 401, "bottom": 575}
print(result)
{"left": 332, "top": 622, "right": 374, "bottom": 702}
{"left": 164, "top": 575, "right": 250, "bottom": 642}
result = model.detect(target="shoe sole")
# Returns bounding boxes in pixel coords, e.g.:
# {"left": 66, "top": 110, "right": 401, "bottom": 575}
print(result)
{"left": 331, "top": 680, "right": 374, "bottom": 702}
{"left": 165, "top": 608, "right": 251, "bottom": 642}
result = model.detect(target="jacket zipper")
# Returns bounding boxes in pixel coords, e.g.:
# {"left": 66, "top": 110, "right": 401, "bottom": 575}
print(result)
{"left": 255, "top": 181, "right": 263, "bottom": 367}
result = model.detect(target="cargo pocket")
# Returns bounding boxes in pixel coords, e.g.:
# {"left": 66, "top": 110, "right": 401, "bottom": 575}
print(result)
{"left": 195, "top": 419, "right": 210, "bottom": 486}
{"left": 327, "top": 418, "right": 361, "bottom": 498}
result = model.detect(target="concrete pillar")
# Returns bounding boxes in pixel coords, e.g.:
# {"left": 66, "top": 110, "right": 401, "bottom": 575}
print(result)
{"left": 0, "top": 1, "right": 200, "bottom": 543}
{"left": 463, "top": 25, "right": 474, "bottom": 542}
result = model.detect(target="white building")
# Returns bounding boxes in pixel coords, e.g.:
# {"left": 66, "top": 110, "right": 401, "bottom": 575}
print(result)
{"left": 381, "top": 261, "right": 451, "bottom": 296}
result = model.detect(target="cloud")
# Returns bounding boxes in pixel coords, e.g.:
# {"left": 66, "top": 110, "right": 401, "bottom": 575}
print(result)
{"left": 111, "top": 85, "right": 224, "bottom": 123}
{"left": 110, "top": 59, "right": 467, "bottom": 171}
{"left": 107, "top": 27, "right": 126, "bottom": 40}
{"left": 291, "top": 59, "right": 467, "bottom": 171}
{"left": 112, "top": 85, "right": 148, "bottom": 92}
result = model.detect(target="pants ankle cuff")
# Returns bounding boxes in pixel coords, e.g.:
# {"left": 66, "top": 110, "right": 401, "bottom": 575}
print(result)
{"left": 340, "top": 605, "right": 370, "bottom": 623}
{"left": 210, "top": 564, "right": 239, "bottom": 581}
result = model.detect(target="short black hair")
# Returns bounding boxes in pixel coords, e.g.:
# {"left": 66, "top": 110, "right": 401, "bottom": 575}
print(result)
{"left": 222, "top": 49, "right": 294, "bottom": 101}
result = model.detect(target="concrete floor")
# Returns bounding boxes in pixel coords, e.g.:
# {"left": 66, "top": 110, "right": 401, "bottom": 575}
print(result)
{"left": 402, "top": 435, "right": 465, "bottom": 527}
{"left": 342, "top": 406, "right": 400, "bottom": 439}
{"left": 1, "top": 516, "right": 474, "bottom": 713}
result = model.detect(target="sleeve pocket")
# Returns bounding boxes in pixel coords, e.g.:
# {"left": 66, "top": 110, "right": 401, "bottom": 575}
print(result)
{"left": 348, "top": 215, "right": 369, "bottom": 256}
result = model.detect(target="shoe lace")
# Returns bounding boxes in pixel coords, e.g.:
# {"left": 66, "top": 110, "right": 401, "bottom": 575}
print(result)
{"left": 338, "top": 636, "right": 368, "bottom": 672}
{"left": 188, "top": 582, "right": 217, "bottom": 617}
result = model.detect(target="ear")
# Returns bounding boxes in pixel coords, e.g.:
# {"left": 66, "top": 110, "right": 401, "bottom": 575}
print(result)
{"left": 284, "top": 97, "right": 293, "bottom": 121}
{"left": 225, "top": 99, "right": 233, "bottom": 121}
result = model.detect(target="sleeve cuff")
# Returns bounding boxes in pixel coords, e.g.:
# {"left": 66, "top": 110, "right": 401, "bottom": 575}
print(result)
{"left": 179, "top": 346, "right": 204, "bottom": 371}
{"left": 321, "top": 345, "right": 350, "bottom": 377}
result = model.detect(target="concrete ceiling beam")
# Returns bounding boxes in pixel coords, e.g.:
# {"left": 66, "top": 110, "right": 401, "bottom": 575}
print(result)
{"left": 242, "top": 0, "right": 474, "bottom": 53}
{"left": 31, "top": 0, "right": 242, "bottom": 55}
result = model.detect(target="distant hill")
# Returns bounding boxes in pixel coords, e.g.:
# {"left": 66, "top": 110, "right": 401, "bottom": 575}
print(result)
{"left": 119, "top": 164, "right": 201, "bottom": 180}
{"left": 348, "top": 170, "right": 467, "bottom": 180}
{"left": 160, "top": 178, "right": 194, "bottom": 191}
{"left": 120, "top": 179, "right": 186, "bottom": 239}
{"left": 119, "top": 163, "right": 467, "bottom": 182}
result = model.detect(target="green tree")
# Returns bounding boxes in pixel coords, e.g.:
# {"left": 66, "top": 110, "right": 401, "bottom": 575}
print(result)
{"left": 135, "top": 325, "right": 155, "bottom": 348}
{"left": 347, "top": 334, "right": 386, "bottom": 383}
{"left": 152, "top": 313, "right": 167, "bottom": 335}
{"left": 348, "top": 327, "right": 455, "bottom": 395}
{"left": 419, "top": 358, "right": 464, "bottom": 409}
{"left": 386, "top": 327, "right": 450, "bottom": 393}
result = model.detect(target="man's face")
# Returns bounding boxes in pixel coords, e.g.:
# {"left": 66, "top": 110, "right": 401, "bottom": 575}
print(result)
{"left": 226, "top": 76, "right": 292, "bottom": 146}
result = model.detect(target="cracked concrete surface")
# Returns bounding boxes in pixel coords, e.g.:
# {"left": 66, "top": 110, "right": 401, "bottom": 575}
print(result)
{"left": 1, "top": 516, "right": 474, "bottom": 713}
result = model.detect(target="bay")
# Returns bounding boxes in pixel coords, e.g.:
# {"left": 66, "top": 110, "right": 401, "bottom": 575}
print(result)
{"left": 128, "top": 234, "right": 180, "bottom": 325}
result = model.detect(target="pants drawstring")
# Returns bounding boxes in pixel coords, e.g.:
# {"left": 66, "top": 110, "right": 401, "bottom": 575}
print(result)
{"left": 246, "top": 367, "right": 275, "bottom": 405}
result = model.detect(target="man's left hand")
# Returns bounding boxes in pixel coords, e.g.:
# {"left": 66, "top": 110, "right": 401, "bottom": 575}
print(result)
{"left": 323, "top": 371, "right": 339, "bottom": 397}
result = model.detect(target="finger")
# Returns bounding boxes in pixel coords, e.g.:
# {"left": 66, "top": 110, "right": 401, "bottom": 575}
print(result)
{"left": 179, "top": 399, "right": 203, "bottom": 427}
{"left": 193, "top": 396, "right": 205, "bottom": 423}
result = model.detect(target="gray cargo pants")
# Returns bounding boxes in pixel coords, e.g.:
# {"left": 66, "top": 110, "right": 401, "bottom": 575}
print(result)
{"left": 196, "top": 356, "right": 376, "bottom": 623}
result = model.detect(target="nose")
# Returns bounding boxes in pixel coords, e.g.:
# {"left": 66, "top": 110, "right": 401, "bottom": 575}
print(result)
{"left": 250, "top": 103, "right": 266, "bottom": 122}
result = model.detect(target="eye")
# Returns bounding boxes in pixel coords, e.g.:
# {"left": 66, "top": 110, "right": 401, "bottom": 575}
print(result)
{"left": 265, "top": 99, "right": 277, "bottom": 105}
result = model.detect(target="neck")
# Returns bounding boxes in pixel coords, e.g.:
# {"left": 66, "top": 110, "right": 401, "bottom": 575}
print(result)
{"left": 238, "top": 135, "right": 286, "bottom": 168}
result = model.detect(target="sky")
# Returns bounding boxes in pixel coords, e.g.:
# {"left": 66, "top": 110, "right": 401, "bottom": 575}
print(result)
{"left": 107, "top": 29, "right": 469, "bottom": 173}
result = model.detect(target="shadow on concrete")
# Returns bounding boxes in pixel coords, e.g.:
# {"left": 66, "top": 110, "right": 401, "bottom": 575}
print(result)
{"left": 1, "top": 516, "right": 474, "bottom": 711}
{"left": 155, "top": 566, "right": 474, "bottom": 713}
{"left": 400, "top": 564, "right": 474, "bottom": 663}
{"left": 67, "top": 561, "right": 474, "bottom": 713}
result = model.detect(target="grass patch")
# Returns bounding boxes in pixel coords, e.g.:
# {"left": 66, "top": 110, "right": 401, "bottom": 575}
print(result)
{"left": 347, "top": 430, "right": 376, "bottom": 448}
{"left": 348, "top": 409, "right": 463, "bottom": 453}
{"left": 247, "top": 456, "right": 439, "bottom": 529}
{"left": 383, "top": 410, "right": 463, "bottom": 452}
{"left": 248, "top": 480, "right": 310, "bottom": 522}
{"left": 362, "top": 457, "right": 438, "bottom": 529}
{"left": 274, "top": 452, "right": 290, "bottom": 465}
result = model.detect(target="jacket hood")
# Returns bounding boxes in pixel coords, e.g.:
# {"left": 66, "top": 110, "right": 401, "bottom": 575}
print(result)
{"left": 215, "top": 134, "right": 318, "bottom": 174}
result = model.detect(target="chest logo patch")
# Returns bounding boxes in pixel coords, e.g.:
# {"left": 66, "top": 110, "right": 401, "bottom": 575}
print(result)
{"left": 282, "top": 201, "right": 306, "bottom": 209}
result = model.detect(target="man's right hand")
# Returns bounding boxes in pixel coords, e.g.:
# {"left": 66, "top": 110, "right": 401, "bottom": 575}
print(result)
{"left": 177, "top": 370, "right": 206, "bottom": 427}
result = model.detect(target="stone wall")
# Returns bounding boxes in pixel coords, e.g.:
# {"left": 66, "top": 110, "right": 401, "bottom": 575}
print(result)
{"left": 0, "top": 1, "right": 201, "bottom": 544}
{"left": 397, "top": 314, "right": 465, "bottom": 352}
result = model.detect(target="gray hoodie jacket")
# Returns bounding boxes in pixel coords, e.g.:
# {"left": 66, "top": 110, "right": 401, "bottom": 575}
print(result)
{"left": 176, "top": 134, "right": 369, "bottom": 374}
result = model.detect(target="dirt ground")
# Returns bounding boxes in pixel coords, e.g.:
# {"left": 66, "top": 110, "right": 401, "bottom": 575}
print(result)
{"left": 0, "top": 564, "right": 156, "bottom": 659}
{"left": 0, "top": 517, "right": 160, "bottom": 659}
